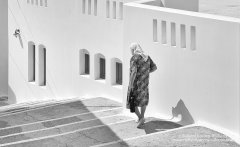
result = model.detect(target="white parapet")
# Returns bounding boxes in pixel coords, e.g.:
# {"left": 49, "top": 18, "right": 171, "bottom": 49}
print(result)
{"left": 0, "top": 0, "right": 8, "bottom": 99}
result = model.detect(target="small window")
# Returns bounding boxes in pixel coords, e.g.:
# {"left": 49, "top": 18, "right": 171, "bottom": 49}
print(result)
{"left": 85, "top": 54, "right": 90, "bottom": 74}
{"left": 45, "top": 0, "right": 48, "bottom": 7}
{"left": 79, "top": 49, "right": 90, "bottom": 75}
{"left": 153, "top": 19, "right": 158, "bottom": 42}
{"left": 28, "top": 42, "right": 36, "bottom": 82}
{"left": 119, "top": 2, "right": 123, "bottom": 19}
{"left": 94, "top": 53, "right": 105, "bottom": 80}
{"left": 82, "top": 0, "right": 86, "bottom": 14}
{"left": 88, "top": 0, "right": 91, "bottom": 15}
{"left": 191, "top": 26, "right": 196, "bottom": 50}
{"left": 113, "top": 1, "right": 116, "bottom": 19}
{"left": 31, "top": 0, "right": 34, "bottom": 5}
{"left": 100, "top": 58, "right": 106, "bottom": 79}
{"left": 35, "top": 0, "right": 38, "bottom": 5}
{"left": 171, "top": 22, "right": 176, "bottom": 46}
{"left": 38, "top": 45, "right": 46, "bottom": 86}
{"left": 106, "top": 0, "right": 110, "bottom": 18}
{"left": 180, "top": 24, "right": 186, "bottom": 48}
{"left": 27, "top": 0, "right": 30, "bottom": 4}
{"left": 40, "top": 0, "right": 43, "bottom": 6}
{"left": 116, "top": 62, "right": 122, "bottom": 85}
{"left": 111, "top": 58, "right": 122, "bottom": 85}
{"left": 161, "top": 20, "right": 167, "bottom": 44}
{"left": 94, "top": 0, "right": 97, "bottom": 16}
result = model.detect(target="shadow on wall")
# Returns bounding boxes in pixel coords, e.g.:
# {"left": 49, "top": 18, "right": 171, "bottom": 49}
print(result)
{"left": 0, "top": 96, "right": 8, "bottom": 107}
{"left": 171, "top": 99, "right": 195, "bottom": 126}
{"left": 18, "top": 35, "right": 24, "bottom": 49}
{"left": 136, "top": 99, "right": 194, "bottom": 134}
{"left": 0, "top": 85, "right": 16, "bottom": 107}
{"left": 7, "top": 85, "right": 16, "bottom": 104}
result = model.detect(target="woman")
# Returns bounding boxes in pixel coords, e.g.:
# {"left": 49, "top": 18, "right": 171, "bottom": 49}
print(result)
{"left": 127, "top": 43, "right": 157, "bottom": 128}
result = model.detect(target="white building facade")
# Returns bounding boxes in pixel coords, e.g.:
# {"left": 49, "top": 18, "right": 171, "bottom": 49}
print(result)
{"left": 1, "top": 0, "right": 240, "bottom": 139}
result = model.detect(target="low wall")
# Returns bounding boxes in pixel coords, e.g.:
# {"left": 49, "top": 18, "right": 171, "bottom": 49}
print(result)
{"left": 123, "top": 2, "right": 240, "bottom": 136}
{"left": 0, "top": 0, "right": 8, "bottom": 99}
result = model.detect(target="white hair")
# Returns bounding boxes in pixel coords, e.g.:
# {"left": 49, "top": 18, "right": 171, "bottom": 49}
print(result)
{"left": 129, "top": 42, "right": 148, "bottom": 61}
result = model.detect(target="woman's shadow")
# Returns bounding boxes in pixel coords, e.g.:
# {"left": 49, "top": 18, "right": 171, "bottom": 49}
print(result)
{"left": 139, "top": 99, "right": 194, "bottom": 134}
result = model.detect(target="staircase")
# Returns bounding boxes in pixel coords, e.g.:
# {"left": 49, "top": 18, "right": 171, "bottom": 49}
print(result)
{"left": 0, "top": 97, "right": 238, "bottom": 147}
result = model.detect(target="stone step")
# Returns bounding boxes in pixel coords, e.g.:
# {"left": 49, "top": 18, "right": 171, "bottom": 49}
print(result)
{"left": 0, "top": 98, "right": 83, "bottom": 116}
{"left": 93, "top": 126, "right": 240, "bottom": 147}
{"left": 0, "top": 107, "right": 123, "bottom": 137}
{"left": 0, "top": 97, "right": 121, "bottom": 129}
{"left": 0, "top": 115, "right": 133, "bottom": 145}
{"left": 2, "top": 118, "right": 181, "bottom": 147}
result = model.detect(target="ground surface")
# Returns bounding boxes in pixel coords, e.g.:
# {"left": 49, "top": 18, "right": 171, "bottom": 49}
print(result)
{"left": 0, "top": 97, "right": 239, "bottom": 147}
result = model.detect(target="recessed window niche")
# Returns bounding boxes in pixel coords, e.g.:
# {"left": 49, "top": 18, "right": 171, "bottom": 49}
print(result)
{"left": 111, "top": 58, "right": 122, "bottom": 85}
{"left": 153, "top": 19, "right": 158, "bottom": 42}
{"left": 40, "top": 0, "right": 43, "bottom": 6}
{"left": 119, "top": 2, "right": 123, "bottom": 19}
{"left": 113, "top": 1, "right": 117, "bottom": 19}
{"left": 180, "top": 24, "right": 186, "bottom": 48}
{"left": 88, "top": 0, "right": 92, "bottom": 15}
{"left": 28, "top": 42, "right": 36, "bottom": 82}
{"left": 191, "top": 26, "right": 196, "bottom": 50}
{"left": 94, "top": 53, "right": 106, "bottom": 80}
{"left": 79, "top": 49, "right": 90, "bottom": 75}
{"left": 171, "top": 22, "right": 176, "bottom": 46}
{"left": 82, "top": 0, "right": 86, "bottom": 14}
{"left": 106, "top": 0, "right": 110, "bottom": 18}
{"left": 161, "top": 20, "right": 167, "bottom": 44}
{"left": 45, "top": 0, "right": 48, "bottom": 7}
{"left": 94, "top": 0, "right": 97, "bottom": 16}
{"left": 38, "top": 45, "right": 46, "bottom": 86}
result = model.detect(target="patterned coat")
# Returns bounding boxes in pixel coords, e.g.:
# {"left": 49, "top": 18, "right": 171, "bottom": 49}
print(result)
{"left": 127, "top": 54, "right": 157, "bottom": 108}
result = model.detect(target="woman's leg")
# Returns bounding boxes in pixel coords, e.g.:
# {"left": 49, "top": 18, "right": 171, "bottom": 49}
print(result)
{"left": 140, "top": 105, "right": 147, "bottom": 119}
{"left": 135, "top": 106, "right": 141, "bottom": 119}
{"left": 137, "top": 106, "right": 146, "bottom": 128}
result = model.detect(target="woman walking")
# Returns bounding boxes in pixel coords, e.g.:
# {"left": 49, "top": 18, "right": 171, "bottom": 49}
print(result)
{"left": 127, "top": 43, "right": 157, "bottom": 128}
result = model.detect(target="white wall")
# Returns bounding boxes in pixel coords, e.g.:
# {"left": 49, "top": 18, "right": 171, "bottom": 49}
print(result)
{"left": 123, "top": 2, "right": 240, "bottom": 136}
{"left": 7, "top": 0, "right": 240, "bottom": 137}
{"left": 7, "top": 0, "right": 135, "bottom": 103}
{"left": 0, "top": 0, "right": 8, "bottom": 98}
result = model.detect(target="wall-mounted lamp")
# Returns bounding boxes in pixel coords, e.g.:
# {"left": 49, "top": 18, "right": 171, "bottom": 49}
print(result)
{"left": 13, "top": 29, "right": 20, "bottom": 38}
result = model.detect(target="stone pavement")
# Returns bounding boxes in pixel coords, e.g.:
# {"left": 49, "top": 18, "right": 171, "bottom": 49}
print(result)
{"left": 0, "top": 97, "right": 238, "bottom": 147}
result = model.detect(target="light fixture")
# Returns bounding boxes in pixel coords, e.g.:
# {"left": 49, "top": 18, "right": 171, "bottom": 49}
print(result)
{"left": 13, "top": 29, "right": 20, "bottom": 38}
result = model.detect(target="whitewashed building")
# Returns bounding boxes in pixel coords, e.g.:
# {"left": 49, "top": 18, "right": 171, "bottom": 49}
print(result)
{"left": 0, "top": 0, "right": 240, "bottom": 140}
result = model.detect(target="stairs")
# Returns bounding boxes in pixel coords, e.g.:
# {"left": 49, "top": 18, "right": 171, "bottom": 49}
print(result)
{"left": 0, "top": 97, "right": 238, "bottom": 147}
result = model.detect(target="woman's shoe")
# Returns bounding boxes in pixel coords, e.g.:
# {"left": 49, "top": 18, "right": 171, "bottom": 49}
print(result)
{"left": 137, "top": 117, "right": 145, "bottom": 128}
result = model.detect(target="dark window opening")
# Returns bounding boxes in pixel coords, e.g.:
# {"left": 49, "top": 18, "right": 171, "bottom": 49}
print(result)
{"left": 85, "top": 53, "right": 90, "bottom": 74}
{"left": 28, "top": 44, "right": 35, "bottom": 82}
{"left": 43, "top": 48, "right": 46, "bottom": 86}
{"left": 100, "top": 58, "right": 105, "bottom": 79}
{"left": 116, "top": 62, "right": 122, "bottom": 85}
